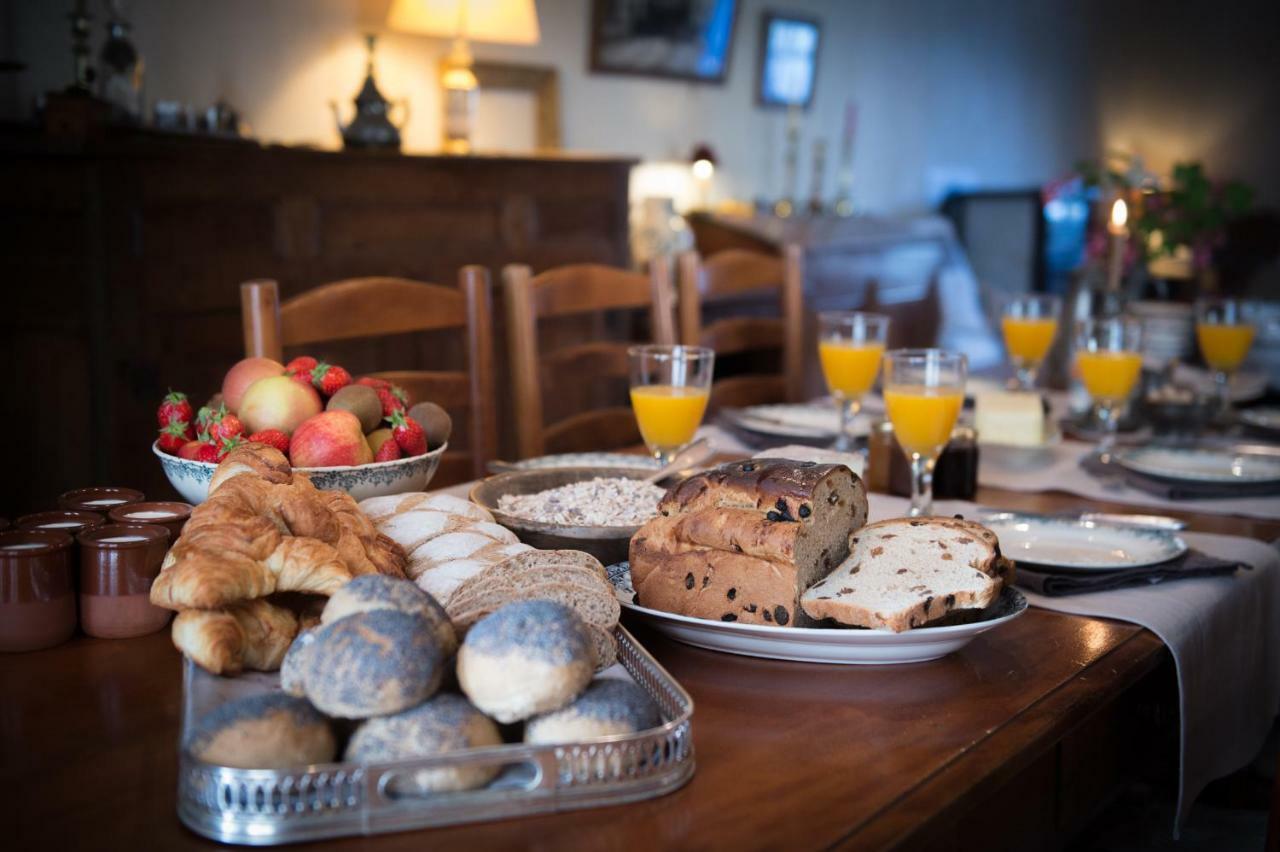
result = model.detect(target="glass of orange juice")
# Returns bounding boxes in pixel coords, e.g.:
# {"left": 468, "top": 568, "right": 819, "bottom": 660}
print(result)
{"left": 818, "top": 312, "right": 890, "bottom": 451}
{"left": 1195, "top": 297, "right": 1255, "bottom": 417}
{"left": 883, "top": 349, "right": 968, "bottom": 517}
{"left": 1074, "top": 317, "right": 1143, "bottom": 459}
{"left": 628, "top": 345, "right": 715, "bottom": 465}
{"left": 1002, "top": 294, "right": 1060, "bottom": 391}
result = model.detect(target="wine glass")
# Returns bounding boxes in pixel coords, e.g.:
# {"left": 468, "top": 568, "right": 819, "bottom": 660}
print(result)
{"left": 1002, "top": 294, "right": 1061, "bottom": 391}
{"left": 818, "top": 312, "right": 889, "bottom": 452}
{"left": 1195, "top": 297, "right": 1255, "bottom": 419}
{"left": 882, "top": 349, "right": 967, "bottom": 517}
{"left": 628, "top": 345, "right": 715, "bottom": 465}
{"left": 1074, "top": 316, "right": 1143, "bottom": 460}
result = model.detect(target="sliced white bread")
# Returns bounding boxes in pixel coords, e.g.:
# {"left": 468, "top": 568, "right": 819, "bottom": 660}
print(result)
{"left": 360, "top": 493, "right": 493, "bottom": 523}
{"left": 800, "top": 517, "right": 1013, "bottom": 632}
{"left": 413, "top": 542, "right": 533, "bottom": 604}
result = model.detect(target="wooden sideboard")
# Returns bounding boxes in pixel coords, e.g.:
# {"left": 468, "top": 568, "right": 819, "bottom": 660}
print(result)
{"left": 0, "top": 127, "right": 634, "bottom": 516}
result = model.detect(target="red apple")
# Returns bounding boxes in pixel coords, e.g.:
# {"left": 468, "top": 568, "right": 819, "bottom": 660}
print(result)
{"left": 290, "top": 410, "right": 374, "bottom": 467}
{"left": 238, "top": 375, "right": 323, "bottom": 436}
{"left": 222, "top": 357, "right": 285, "bottom": 412}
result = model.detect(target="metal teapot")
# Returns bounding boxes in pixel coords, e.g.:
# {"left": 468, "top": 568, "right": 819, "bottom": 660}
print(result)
{"left": 331, "top": 35, "right": 408, "bottom": 150}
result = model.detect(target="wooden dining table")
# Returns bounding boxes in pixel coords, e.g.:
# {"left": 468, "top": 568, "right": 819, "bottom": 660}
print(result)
{"left": 4, "top": 480, "right": 1276, "bottom": 851}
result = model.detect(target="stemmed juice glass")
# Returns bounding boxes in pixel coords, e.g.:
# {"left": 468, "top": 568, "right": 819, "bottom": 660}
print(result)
{"left": 1074, "top": 317, "right": 1143, "bottom": 460}
{"left": 1195, "top": 297, "right": 1255, "bottom": 418}
{"left": 1002, "top": 294, "right": 1060, "bottom": 391}
{"left": 628, "top": 345, "right": 715, "bottom": 465}
{"left": 818, "top": 312, "right": 889, "bottom": 451}
{"left": 882, "top": 349, "right": 967, "bottom": 517}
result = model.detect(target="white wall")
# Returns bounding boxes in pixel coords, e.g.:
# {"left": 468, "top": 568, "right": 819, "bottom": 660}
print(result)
{"left": 4, "top": 0, "right": 1276, "bottom": 211}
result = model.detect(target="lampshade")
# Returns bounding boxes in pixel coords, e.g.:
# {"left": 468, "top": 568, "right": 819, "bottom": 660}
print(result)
{"left": 387, "top": 0, "right": 540, "bottom": 44}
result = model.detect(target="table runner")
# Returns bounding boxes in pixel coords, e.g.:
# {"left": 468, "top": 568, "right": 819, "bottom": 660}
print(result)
{"left": 698, "top": 424, "right": 1280, "bottom": 521}
{"left": 874, "top": 495, "right": 1280, "bottom": 833}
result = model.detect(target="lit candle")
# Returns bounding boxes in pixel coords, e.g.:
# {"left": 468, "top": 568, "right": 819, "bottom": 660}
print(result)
{"left": 1106, "top": 198, "right": 1128, "bottom": 292}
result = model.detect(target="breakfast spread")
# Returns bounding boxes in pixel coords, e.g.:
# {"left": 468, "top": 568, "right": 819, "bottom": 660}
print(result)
{"left": 153, "top": 355, "right": 449, "bottom": 467}
{"left": 496, "top": 477, "right": 667, "bottom": 527}
{"left": 629, "top": 459, "right": 869, "bottom": 626}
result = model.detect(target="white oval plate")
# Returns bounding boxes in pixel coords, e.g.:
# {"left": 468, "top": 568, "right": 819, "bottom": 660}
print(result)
{"left": 1115, "top": 447, "right": 1280, "bottom": 484}
{"left": 983, "top": 514, "right": 1187, "bottom": 571}
{"left": 1171, "top": 365, "right": 1267, "bottom": 402}
{"left": 1240, "top": 407, "right": 1280, "bottom": 433}
{"left": 607, "top": 563, "right": 1025, "bottom": 665}
{"left": 504, "top": 452, "right": 661, "bottom": 472}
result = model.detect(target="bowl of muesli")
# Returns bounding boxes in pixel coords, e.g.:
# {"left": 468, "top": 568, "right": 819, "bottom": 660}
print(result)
{"left": 469, "top": 468, "right": 667, "bottom": 565}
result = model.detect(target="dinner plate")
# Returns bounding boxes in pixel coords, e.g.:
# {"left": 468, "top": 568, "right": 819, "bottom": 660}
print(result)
{"left": 500, "top": 452, "right": 661, "bottom": 472}
{"left": 982, "top": 514, "right": 1188, "bottom": 571}
{"left": 722, "top": 403, "right": 871, "bottom": 441}
{"left": 1114, "top": 446, "right": 1280, "bottom": 484}
{"left": 1171, "top": 365, "right": 1267, "bottom": 402}
{"left": 1240, "top": 407, "right": 1280, "bottom": 433}
{"left": 607, "top": 563, "right": 1026, "bottom": 665}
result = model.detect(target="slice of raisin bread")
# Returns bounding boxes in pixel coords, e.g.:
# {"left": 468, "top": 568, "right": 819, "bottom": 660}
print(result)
{"left": 800, "top": 517, "right": 1013, "bottom": 632}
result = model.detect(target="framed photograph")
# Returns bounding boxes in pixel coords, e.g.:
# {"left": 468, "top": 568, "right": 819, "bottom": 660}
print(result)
{"left": 590, "top": 0, "right": 740, "bottom": 84}
{"left": 757, "top": 12, "right": 821, "bottom": 108}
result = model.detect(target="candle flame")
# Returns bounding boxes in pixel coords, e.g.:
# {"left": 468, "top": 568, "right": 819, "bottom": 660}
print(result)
{"left": 1111, "top": 198, "right": 1128, "bottom": 228}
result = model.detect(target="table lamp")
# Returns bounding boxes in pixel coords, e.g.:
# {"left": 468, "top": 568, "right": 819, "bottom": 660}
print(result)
{"left": 387, "top": 0, "right": 540, "bottom": 154}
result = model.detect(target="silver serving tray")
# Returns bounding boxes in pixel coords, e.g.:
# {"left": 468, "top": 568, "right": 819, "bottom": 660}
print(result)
{"left": 176, "top": 626, "right": 694, "bottom": 845}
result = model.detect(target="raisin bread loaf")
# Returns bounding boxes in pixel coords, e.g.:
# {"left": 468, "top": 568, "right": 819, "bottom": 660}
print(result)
{"left": 800, "top": 517, "right": 1013, "bottom": 632}
{"left": 629, "top": 459, "right": 868, "bottom": 627}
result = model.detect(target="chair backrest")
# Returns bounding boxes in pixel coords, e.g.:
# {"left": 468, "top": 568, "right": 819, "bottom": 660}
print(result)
{"left": 502, "top": 259, "right": 675, "bottom": 459}
{"left": 677, "top": 245, "right": 805, "bottom": 411}
{"left": 239, "top": 270, "right": 496, "bottom": 483}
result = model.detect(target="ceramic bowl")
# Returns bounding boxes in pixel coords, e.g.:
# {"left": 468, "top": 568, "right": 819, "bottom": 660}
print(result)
{"left": 153, "top": 440, "right": 447, "bottom": 504}
{"left": 469, "top": 467, "right": 659, "bottom": 566}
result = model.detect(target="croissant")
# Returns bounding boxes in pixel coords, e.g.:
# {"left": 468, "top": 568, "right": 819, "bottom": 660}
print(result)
{"left": 209, "top": 442, "right": 294, "bottom": 491}
{"left": 172, "top": 598, "right": 300, "bottom": 675}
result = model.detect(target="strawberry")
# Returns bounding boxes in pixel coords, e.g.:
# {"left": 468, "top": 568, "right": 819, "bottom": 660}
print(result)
{"left": 388, "top": 411, "right": 427, "bottom": 456}
{"left": 311, "top": 362, "right": 351, "bottom": 397}
{"left": 217, "top": 435, "right": 245, "bottom": 459}
{"left": 374, "top": 438, "right": 402, "bottom": 462}
{"left": 376, "top": 385, "right": 408, "bottom": 416}
{"left": 193, "top": 442, "right": 221, "bottom": 463}
{"left": 157, "top": 391, "right": 193, "bottom": 427}
{"left": 157, "top": 420, "right": 192, "bottom": 454}
{"left": 247, "top": 429, "right": 290, "bottom": 455}
{"left": 356, "top": 376, "right": 391, "bottom": 391}
{"left": 286, "top": 355, "right": 318, "bottom": 375}
{"left": 214, "top": 412, "right": 244, "bottom": 445}
{"left": 194, "top": 404, "right": 217, "bottom": 433}
{"left": 177, "top": 440, "right": 204, "bottom": 460}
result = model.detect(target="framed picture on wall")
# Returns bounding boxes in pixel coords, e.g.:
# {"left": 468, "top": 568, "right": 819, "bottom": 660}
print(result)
{"left": 589, "top": 0, "right": 740, "bottom": 84}
{"left": 757, "top": 12, "right": 821, "bottom": 108}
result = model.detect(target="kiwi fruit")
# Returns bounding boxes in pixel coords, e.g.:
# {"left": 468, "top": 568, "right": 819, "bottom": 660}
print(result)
{"left": 408, "top": 402, "right": 452, "bottom": 449}
{"left": 327, "top": 385, "right": 383, "bottom": 433}
{"left": 366, "top": 428, "right": 394, "bottom": 455}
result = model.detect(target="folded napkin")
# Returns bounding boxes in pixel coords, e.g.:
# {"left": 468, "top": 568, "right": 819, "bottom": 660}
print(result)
{"left": 1016, "top": 550, "right": 1245, "bottom": 597}
{"left": 1079, "top": 452, "right": 1280, "bottom": 500}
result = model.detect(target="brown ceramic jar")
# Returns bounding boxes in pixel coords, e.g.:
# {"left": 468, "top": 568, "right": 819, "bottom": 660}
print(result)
{"left": 59, "top": 487, "right": 145, "bottom": 514}
{"left": 0, "top": 530, "right": 77, "bottom": 652}
{"left": 15, "top": 510, "right": 106, "bottom": 537}
{"left": 77, "top": 523, "right": 172, "bottom": 639}
{"left": 108, "top": 501, "right": 193, "bottom": 540}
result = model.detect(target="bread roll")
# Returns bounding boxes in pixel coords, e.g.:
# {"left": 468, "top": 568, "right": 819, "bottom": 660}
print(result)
{"left": 321, "top": 574, "right": 457, "bottom": 656}
{"left": 457, "top": 601, "right": 594, "bottom": 723}
{"left": 303, "top": 609, "right": 444, "bottom": 718}
{"left": 345, "top": 694, "right": 502, "bottom": 792}
{"left": 187, "top": 693, "right": 334, "bottom": 769}
{"left": 525, "top": 679, "right": 660, "bottom": 744}
{"left": 280, "top": 626, "right": 317, "bottom": 696}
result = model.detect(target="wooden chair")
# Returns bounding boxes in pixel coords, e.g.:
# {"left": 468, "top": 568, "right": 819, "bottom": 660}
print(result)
{"left": 677, "top": 245, "right": 805, "bottom": 412}
{"left": 239, "top": 270, "right": 496, "bottom": 485}
{"left": 502, "top": 259, "right": 676, "bottom": 459}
